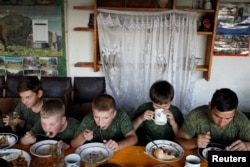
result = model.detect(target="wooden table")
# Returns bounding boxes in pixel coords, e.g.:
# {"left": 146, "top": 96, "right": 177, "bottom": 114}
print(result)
{"left": 13, "top": 144, "right": 208, "bottom": 167}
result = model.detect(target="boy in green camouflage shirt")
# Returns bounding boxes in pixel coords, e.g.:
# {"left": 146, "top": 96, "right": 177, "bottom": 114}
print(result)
{"left": 177, "top": 88, "right": 250, "bottom": 151}
{"left": 20, "top": 99, "right": 79, "bottom": 149}
{"left": 71, "top": 94, "right": 138, "bottom": 151}
{"left": 132, "top": 80, "right": 184, "bottom": 145}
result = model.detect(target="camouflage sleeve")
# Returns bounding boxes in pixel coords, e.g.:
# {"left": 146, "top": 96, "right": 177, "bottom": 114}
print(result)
{"left": 119, "top": 110, "right": 134, "bottom": 135}
{"left": 236, "top": 112, "right": 250, "bottom": 141}
{"left": 180, "top": 108, "right": 200, "bottom": 138}
{"left": 171, "top": 105, "right": 184, "bottom": 127}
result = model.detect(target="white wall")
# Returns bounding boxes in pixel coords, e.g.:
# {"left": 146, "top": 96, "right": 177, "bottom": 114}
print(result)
{"left": 66, "top": 0, "right": 250, "bottom": 113}
{"left": 66, "top": 0, "right": 104, "bottom": 77}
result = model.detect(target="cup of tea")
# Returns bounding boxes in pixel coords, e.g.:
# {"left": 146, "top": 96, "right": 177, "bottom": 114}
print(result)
{"left": 153, "top": 109, "right": 167, "bottom": 125}
{"left": 64, "top": 153, "right": 81, "bottom": 167}
{"left": 185, "top": 155, "right": 201, "bottom": 167}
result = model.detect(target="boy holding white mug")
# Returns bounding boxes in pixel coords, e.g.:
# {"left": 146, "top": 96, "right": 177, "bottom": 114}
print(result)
{"left": 132, "top": 80, "right": 184, "bottom": 146}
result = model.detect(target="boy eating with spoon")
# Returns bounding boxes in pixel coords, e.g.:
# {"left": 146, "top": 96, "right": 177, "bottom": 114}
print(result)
{"left": 71, "top": 94, "right": 138, "bottom": 151}
{"left": 20, "top": 99, "right": 79, "bottom": 149}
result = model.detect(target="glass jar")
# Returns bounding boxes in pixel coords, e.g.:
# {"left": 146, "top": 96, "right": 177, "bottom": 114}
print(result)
{"left": 157, "top": 0, "right": 168, "bottom": 8}
{"left": 204, "top": 0, "right": 212, "bottom": 9}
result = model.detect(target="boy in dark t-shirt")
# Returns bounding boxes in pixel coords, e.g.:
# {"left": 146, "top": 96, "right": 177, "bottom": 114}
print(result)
{"left": 3, "top": 77, "right": 43, "bottom": 136}
{"left": 132, "top": 80, "right": 184, "bottom": 145}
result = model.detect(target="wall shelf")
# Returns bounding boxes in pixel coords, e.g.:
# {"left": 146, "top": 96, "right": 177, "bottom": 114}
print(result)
{"left": 75, "top": 62, "right": 94, "bottom": 68}
{"left": 75, "top": 62, "right": 102, "bottom": 70}
{"left": 74, "top": 27, "right": 94, "bottom": 32}
{"left": 197, "top": 31, "right": 213, "bottom": 35}
{"left": 73, "top": 6, "right": 93, "bottom": 10}
{"left": 196, "top": 65, "right": 208, "bottom": 72}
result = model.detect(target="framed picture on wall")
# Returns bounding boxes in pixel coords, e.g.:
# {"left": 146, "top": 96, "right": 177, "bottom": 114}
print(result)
{"left": 0, "top": 5, "right": 66, "bottom": 77}
{"left": 214, "top": 35, "right": 250, "bottom": 56}
{"left": 214, "top": 2, "right": 250, "bottom": 56}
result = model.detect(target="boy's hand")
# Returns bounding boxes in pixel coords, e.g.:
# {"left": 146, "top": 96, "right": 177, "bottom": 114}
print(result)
{"left": 2, "top": 115, "right": 10, "bottom": 126}
{"left": 228, "top": 140, "right": 247, "bottom": 151}
{"left": 141, "top": 110, "right": 154, "bottom": 121}
{"left": 197, "top": 131, "right": 211, "bottom": 148}
{"left": 103, "top": 139, "right": 119, "bottom": 151}
{"left": 57, "top": 140, "right": 70, "bottom": 150}
{"left": 163, "top": 109, "right": 175, "bottom": 125}
{"left": 20, "top": 131, "right": 36, "bottom": 145}
{"left": 82, "top": 129, "right": 94, "bottom": 141}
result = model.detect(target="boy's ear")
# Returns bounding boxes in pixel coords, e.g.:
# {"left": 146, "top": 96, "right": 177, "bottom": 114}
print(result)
{"left": 208, "top": 102, "right": 211, "bottom": 110}
{"left": 37, "top": 89, "right": 43, "bottom": 98}
{"left": 62, "top": 116, "right": 67, "bottom": 123}
{"left": 112, "top": 110, "right": 117, "bottom": 118}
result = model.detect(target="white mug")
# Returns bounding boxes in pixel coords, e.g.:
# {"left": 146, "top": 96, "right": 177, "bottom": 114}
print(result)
{"left": 153, "top": 109, "right": 167, "bottom": 125}
{"left": 185, "top": 155, "right": 201, "bottom": 167}
{"left": 64, "top": 153, "right": 81, "bottom": 167}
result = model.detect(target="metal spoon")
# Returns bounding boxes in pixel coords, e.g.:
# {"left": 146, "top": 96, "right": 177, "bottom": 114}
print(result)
{"left": 34, "top": 132, "right": 53, "bottom": 137}
{"left": 92, "top": 126, "right": 104, "bottom": 141}
{"left": 99, "top": 127, "right": 104, "bottom": 141}
{"left": 146, "top": 135, "right": 165, "bottom": 153}
{"left": 34, "top": 134, "right": 49, "bottom": 137}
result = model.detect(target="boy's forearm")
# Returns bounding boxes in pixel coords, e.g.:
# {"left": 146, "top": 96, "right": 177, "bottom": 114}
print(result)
{"left": 118, "top": 132, "right": 138, "bottom": 150}
{"left": 170, "top": 121, "right": 179, "bottom": 135}
{"left": 132, "top": 116, "right": 144, "bottom": 130}
{"left": 71, "top": 133, "right": 86, "bottom": 148}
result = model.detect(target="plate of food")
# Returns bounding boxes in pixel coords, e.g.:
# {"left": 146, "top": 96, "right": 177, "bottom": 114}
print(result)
{"left": 30, "top": 140, "right": 57, "bottom": 157}
{"left": 0, "top": 148, "right": 31, "bottom": 167}
{"left": 197, "top": 143, "right": 226, "bottom": 161}
{"left": 75, "top": 142, "right": 114, "bottom": 163}
{"left": 145, "top": 140, "right": 184, "bottom": 162}
{"left": 0, "top": 133, "right": 18, "bottom": 149}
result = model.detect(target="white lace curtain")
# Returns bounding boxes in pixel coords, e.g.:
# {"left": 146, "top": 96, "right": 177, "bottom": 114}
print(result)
{"left": 97, "top": 9, "right": 197, "bottom": 117}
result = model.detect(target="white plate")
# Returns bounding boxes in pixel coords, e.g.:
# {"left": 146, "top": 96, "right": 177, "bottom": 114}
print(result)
{"left": 197, "top": 143, "right": 225, "bottom": 161}
{"left": 30, "top": 140, "right": 57, "bottom": 157}
{"left": 75, "top": 142, "right": 114, "bottom": 163}
{"left": 145, "top": 140, "right": 184, "bottom": 162}
{"left": 0, "top": 133, "right": 18, "bottom": 149}
{"left": 0, "top": 149, "right": 31, "bottom": 166}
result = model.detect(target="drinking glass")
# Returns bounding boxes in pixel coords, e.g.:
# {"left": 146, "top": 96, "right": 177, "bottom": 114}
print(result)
{"left": 51, "top": 145, "right": 64, "bottom": 167}
{"left": 8, "top": 112, "right": 20, "bottom": 126}
{"left": 85, "top": 161, "right": 97, "bottom": 167}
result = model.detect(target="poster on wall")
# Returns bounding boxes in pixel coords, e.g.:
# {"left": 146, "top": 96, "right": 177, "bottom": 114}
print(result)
{"left": 0, "top": 5, "right": 66, "bottom": 77}
{"left": 214, "top": 2, "right": 250, "bottom": 56}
